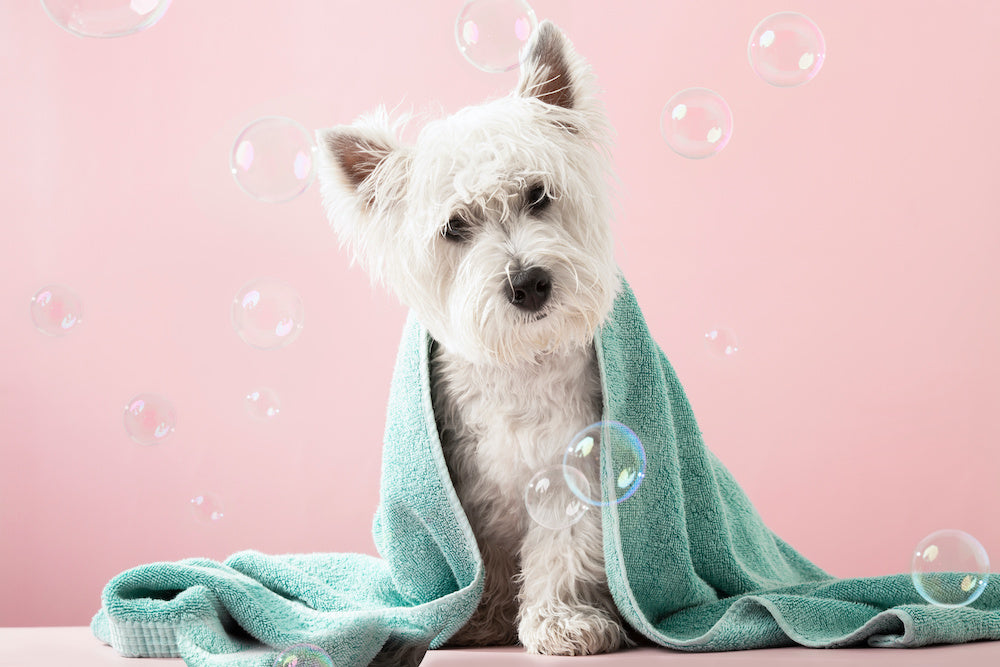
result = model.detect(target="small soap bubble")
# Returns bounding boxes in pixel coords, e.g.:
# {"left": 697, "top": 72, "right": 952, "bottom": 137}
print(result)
{"left": 41, "top": 0, "right": 171, "bottom": 38}
{"left": 748, "top": 12, "right": 826, "bottom": 87}
{"left": 190, "top": 494, "right": 225, "bottom": 524}
{"left": 231, "top": 278, "right": 304, "bottom": 350}
{"left": 230, "top": 117, "right": 316, "bottom": 203}
{"left": 30, "top": 285, "right": 83, "bottom": 336}
{"left": 705, "top": 327, "right": 739, "bottom": 358}
{"left": 562, "top": 421, "right": 646, "bottom": 506}
{"left": 911, "top": 529, "right": 990, "bottom": 607}
{"left": 524, "top": 465, "right": 590, "bottom": 530}
{"left": 660, "top": 88, "right": 733, "bottom": 159}
{"left": 123, "top": 393, "right": 176, "bottom": 445}
{"left": 455, "top": 0, "right": 538, "bottom": 73}
{"left": 245, "top": 387, "right": 281, "bottom": 419}
{"left": 274, "top": 644, "right": 334, "bottom": 667}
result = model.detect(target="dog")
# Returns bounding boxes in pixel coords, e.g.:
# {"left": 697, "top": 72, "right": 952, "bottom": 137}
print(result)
{"left": 316, "top": 21, "right": 629, "bottom": 656}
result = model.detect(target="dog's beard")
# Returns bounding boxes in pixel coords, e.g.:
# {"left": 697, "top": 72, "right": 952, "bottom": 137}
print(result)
{"left": 441, "top": 270, "right": 610, "bottom": 367}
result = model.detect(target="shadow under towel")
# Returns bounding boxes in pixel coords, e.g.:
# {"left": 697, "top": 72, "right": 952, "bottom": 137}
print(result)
{"left": 91, "top": 278, "right": 1000, "bottom": 665}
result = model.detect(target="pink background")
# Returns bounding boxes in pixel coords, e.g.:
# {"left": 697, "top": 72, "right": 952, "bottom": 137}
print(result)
{"left": 2, "top": 0, "right": 998, "bottom": 627}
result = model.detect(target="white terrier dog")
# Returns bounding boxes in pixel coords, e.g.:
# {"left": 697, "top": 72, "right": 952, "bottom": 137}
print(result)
{"left": 316, "top": 21, "right": 629, "bottom": 656}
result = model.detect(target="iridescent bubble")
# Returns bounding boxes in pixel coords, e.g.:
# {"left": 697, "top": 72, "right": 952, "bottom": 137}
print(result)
{"left": 230, "top": 117, "right": 316, "bottom": 203}
{"left": 245, "top": 387, "right": 281, "bottom": 420}
{"left": 748, "top": 12, "right": 826, "bottom": 87}
{"left": 524, "top": 465, "right": 590, "bottom": 530}
{"left": 190, "top": 494, "right": 225, "bottom": 524}
{"left": 704, "top": 327, "right": 739, "bottom": 358}
{"left": 123, "top": 393, "right": 176, "bottom": 445}
{"left": 30, "top": 285, "right": 83, "bottom": 336}
{"left": 911, "top": 529, "right": 990, "bottom": 607}
{"left": 231, "top": 278, "right": 304, "bottom": 350}
{"left": 41, "top": 0, "right": 172, "bottom": 39}
{"left": 562, "top": 421, "right": 646, "bottom": 506}
{"left": 273, "top": 644, "right": 334, "bottom": 667}
{"left": 660, "top": 88, "right": 733, "bottom": 159}
{"left": 455, "top": 0, "right": 538, "bottom": 73}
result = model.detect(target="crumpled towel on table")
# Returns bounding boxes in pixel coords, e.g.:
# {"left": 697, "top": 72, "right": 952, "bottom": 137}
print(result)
{"left": 92, "top": 279, "right": 1000, "bottom": 665}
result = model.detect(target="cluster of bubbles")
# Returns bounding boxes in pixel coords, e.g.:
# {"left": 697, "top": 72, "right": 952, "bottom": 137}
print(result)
{"left": 42, "top": 1, "right": 317, "bottom": 204}
{"left": 911, "top": 529, "right": 990, "bottom": 607}
{"left": 273, "top": 643, "right": 334, "bottom": 667}
{"left": 224, "top": 0, "right": 537, "bottom": 202}
{"left": 661, "top": 11, "right": 826, "bottom": 160}
{"left": 523, "top": 421, "right": 646, "bottom": 530}
{"left": 29, "top": 275, "right": 306, "bottom": 525}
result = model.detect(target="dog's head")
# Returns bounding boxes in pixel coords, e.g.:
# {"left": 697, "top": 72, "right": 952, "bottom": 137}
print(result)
{"left": 317, "top": 21, "right": 619, "bottom": 365}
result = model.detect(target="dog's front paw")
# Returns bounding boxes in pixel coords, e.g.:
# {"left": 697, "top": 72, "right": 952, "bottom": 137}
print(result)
{"left": 518, "top": 604, "right": 628, "bottom": 656}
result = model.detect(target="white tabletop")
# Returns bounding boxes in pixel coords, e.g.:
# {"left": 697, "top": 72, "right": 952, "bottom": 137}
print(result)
{"left": 3, "top": 626, "right": 1000, "bottom": 666}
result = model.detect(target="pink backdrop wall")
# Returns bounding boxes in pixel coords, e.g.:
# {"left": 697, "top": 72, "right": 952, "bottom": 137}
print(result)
{"left": 2, "top": 0, "right": 998, "bottom": 627}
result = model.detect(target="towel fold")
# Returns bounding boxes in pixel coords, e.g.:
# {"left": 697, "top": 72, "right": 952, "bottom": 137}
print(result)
{"left": 92, "top": 279, "right": 1000, "bottom": 664}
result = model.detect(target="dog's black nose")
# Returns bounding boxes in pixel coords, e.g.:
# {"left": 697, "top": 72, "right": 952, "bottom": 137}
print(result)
{"left": 505, "top": 266, "right": 552, "bottom": 312}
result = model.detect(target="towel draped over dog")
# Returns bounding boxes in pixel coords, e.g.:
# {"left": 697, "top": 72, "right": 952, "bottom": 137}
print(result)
{"left": 91, "top": 280, "right": 1000, "bottom": 665}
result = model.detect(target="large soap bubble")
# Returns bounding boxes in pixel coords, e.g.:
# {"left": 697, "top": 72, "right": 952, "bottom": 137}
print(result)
{"left": 41, "top": 0, "right": 172, "bottom": 38}
{"left": 455, "top": 0, "right": 537, "bottom": 73}
{"left": 911, "top": 529, "right": 990, "bottom": 607}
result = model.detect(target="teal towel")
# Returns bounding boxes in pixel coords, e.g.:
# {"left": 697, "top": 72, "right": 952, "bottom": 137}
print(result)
{"left": 92, "top": 280, "right": 1000, "bottom": 664}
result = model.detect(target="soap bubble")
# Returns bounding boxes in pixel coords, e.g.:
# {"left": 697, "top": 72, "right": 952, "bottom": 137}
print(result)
{"left": 230, "top": 117, "right": 316, "bottom": 203}
{"left": 748, "top": 12, "right": 826, "bottom": 87}
{"left": 123, "top": 393, "right": 176, "bottom": 445}
{"left": 245, "top": 387, "right": 281, "bottom": 419}
{"left": 231, "top": 278, "right": 304, "bottom": 350}
{"left": 190, "top": 494, "right": 225, "bottom": 524}
{"left": 660, "top": 88, "right": 733, "bottom": 159}
{"left": 524, "top": 465, "right": 590, "bottom": 530}
{"left": 705, "top": 327, "right": 739, "bottom": 358}
{"left": 30, "top": 285, "right": 83, "bottom": 336}
{"left": 41, "top": 0, "right": 172, "bottom": 38}
{"left": 562, "top": 421, "right": 646, "bottom": 506}
{"left": 274, "top": 644, "right": 334, "bottom": 667}
{"left": 455, "top": 0, "right": 538, "bottom": 73}
{"left": 911, "top": 529, "right": 990, "bottom": 607}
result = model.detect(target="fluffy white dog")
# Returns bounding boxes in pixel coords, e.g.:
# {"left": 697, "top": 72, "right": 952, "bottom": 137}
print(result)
{"left": 316, "top": 21, "right": 629, "bottom": 656}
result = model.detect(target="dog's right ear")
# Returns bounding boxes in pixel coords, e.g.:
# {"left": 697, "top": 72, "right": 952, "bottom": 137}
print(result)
{"left": 316, "top": 115, "right": 409, "bottom": 284}
{"left": 315, "top": 121, "right": 403, "bottom": 208}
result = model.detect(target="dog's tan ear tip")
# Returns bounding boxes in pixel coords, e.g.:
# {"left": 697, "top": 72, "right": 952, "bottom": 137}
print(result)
{"left": 317, "top": 128, "right": 393, "bottom": 191}
{"left": 517, "top": 20, "right": 578, "bottom": 110}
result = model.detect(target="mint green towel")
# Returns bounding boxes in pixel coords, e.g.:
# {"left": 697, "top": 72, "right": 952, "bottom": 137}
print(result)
{"left": 92, "top": 280, "right": 1000, "bottom": 664}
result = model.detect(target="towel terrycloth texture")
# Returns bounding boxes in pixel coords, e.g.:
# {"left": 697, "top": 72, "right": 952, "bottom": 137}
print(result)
{"left": 92, "top": 280, "right": 1000, "bottom": 664}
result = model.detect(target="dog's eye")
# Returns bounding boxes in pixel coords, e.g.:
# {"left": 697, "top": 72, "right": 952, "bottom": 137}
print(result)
{"left": 527, "top": 185, "right": 551, "bottom": 214}
{"left": 443, "top": 216, "right": 471, "bottom": 242}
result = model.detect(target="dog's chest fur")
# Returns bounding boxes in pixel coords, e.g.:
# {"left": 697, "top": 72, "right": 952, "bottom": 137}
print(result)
{"left": 432, "top": 342, "right": 602, "bottom": 526}
{"left": 431, "top": 341, "right": 603, "bottom": 637}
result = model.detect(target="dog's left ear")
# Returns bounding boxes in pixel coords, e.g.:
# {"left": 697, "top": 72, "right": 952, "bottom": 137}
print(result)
{"left": 516, "top": 20, "right": 585, "bottom": 110}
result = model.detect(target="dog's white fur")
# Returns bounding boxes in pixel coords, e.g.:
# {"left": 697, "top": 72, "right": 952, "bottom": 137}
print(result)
{"left": 316, "top": 21, "right": 628, "bottom": 656}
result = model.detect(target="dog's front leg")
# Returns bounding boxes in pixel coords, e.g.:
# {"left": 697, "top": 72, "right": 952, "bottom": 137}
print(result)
{"left": 516, "top": 505, "right": 629, "bottom": 655}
